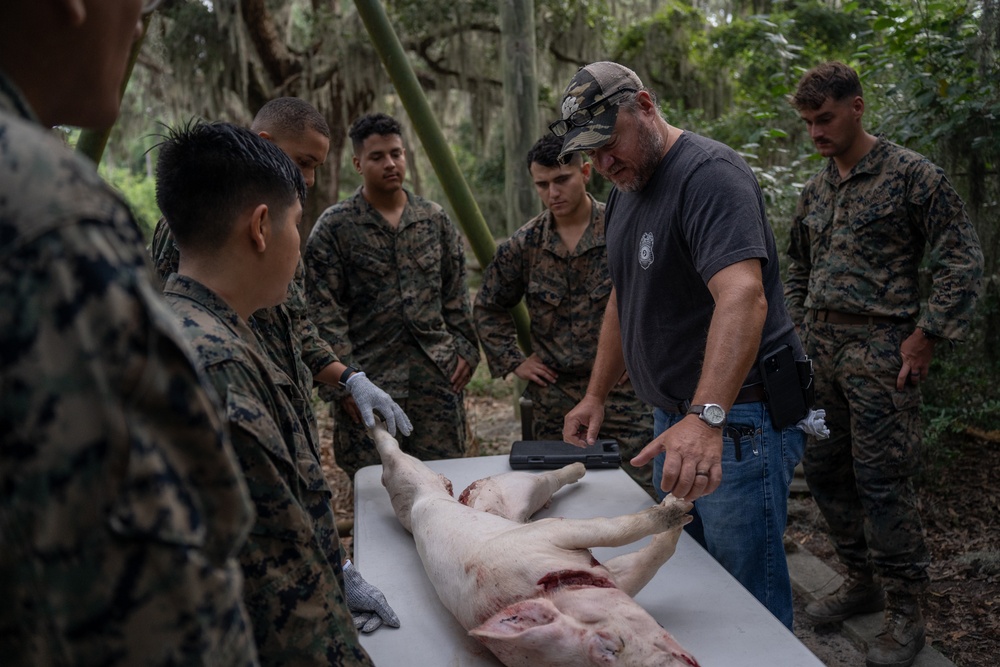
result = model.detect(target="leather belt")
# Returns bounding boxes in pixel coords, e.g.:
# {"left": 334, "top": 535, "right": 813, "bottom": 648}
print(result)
{"left": 662, "top": 382, "right": 767, "bottom": 414}
{"left": 810, "top": 309, "right": 911, "bottom": 326}
{"left": 734, "top": 382, "right": 766, "bottom": 404}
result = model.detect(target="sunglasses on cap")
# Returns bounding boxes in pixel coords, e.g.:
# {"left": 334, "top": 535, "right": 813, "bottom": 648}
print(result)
{"left": 548, "top": 88, "right": 636, "bottom": 138}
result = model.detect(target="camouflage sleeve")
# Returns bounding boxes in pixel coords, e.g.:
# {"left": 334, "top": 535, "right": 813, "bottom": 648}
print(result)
{"left": 438, "top": 211, "right": 481, "bottom": 370}
{"left": 211, "top": 366, "right": 372, "bottom": 667}
{"left": 474, "top": 236, "right": 528, "bottom": 378}
{"left": 304, "top": 213, "right": 354, "bottom": 402}
{"left": 784, "top": 191, "right": 813, "bottom": 327}
{"left": 1, "top": 222, "right": 258, "bottom": 667}
{"left": 913, "top": 172, "right": 984, "bottom": 340}
{"left": 148, "top": 215, "right": 180, "bottom": 289}
{"left": 288, "top": 261, "right": 339, "bottom": 376}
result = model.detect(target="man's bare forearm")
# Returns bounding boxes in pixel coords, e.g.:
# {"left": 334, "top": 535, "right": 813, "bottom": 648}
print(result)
{"left": 692, "top": 260, "right": 767, "bottom": 409}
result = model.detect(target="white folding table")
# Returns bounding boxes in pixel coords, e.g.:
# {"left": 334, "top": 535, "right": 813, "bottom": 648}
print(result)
{"left": 354, "top": 455, "right": 824, "bottom": 666}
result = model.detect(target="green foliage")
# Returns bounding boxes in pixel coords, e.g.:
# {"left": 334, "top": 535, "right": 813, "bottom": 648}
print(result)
{"left": 465, "top": 357, "right": 514, "bottom": 399}
{"left": 100, "top": 165, "right": 162, "bottom": 240}
{"left": 452, "top": 120, "right": 512, "bottom": 238}
{"left": 615, "top": 2, "right": 717, "bottom": 112}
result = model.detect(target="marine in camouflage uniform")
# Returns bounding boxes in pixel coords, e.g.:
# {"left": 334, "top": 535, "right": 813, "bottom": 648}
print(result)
{"left": 786, "top": 62, "right": 983, "bottom": 666}
{"left": 306, "top": 185, "right": 480, "bottom": 478}
{"left": 787, "top": 135, "right": 983, "bottom": 591}
{"left": 475, "top": 195, "right": 653, "bottom": 491}
{"left": 155, "top": 120, "right": 380, "bottom": 665}
{"left": 0, "top": 73, "right": 258, "bottom": 665}
{"left": 150, "top": 223, "right": 333, "bottom": 446}
{"left": 164, "top": 275, "right": 372, "bottom": 667}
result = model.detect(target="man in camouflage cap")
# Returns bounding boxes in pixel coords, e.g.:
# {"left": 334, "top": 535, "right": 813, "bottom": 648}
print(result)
{"left": 786, "top": 62, "right": 983, "bottom": 667}
{"left": 559, "top": 61, "right": 808, "bottom": 630}
{"left": 156, "top": 120, "right": 389, "bottom": 666}
{"left": 305, "top": 112, "right": 480, "bottom": 478}
{"left": 0, "top": 2, "right": 258, "bottom": 665}
{"left": 474, "top": 133, "right": 654, "bottom": 494}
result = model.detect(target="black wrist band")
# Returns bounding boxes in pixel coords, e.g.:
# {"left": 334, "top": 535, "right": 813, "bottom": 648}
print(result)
{"left": 339, "top": 365, "right": 358, "bottom": 387}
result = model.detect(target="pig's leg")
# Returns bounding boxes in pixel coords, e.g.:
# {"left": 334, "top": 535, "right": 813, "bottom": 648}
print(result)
{"left": 370, "top": 423, "right": 454, "bottom": 533}
{"left": 602, "top": 523, "right": 685, "bottom": 596}
{"left": 461, "top": 463, "right": 586, "bottom": 523}
{"left": 532, "top": 494, "right": 692, "bottom": 551}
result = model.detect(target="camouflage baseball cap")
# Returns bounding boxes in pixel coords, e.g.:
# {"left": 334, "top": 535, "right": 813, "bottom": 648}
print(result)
{"left": 551, "top": 62, "right": 643, "bottom": 158}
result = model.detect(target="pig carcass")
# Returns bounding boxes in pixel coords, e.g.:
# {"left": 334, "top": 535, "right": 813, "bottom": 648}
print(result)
{"left": 369, "top": 423, "right": 700, "bottom": 667}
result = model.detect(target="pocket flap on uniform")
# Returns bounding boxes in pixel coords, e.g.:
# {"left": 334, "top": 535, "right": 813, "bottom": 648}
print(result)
{"left": 226, "top": 387, "right": 295, "bottom": 470}
{"left": 527, "top": 276, "right": 564, "bottom": 308}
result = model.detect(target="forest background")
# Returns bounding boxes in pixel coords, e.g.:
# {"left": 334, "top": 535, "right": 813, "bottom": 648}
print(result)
{"left": 96, "top": 0, "right": 999, "bottom": 449}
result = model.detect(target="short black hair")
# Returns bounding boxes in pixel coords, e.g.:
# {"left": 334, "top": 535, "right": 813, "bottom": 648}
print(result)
{"left": 349, "top": 113, "right": 402, "bottom": 154}
{"left": 790, "top": 61, "right": 863, "bottom": 111}
{"left": 251, "top": 97, "right": 330, "bottom": 140}
{"left": 526, "top": 133, "right": 581, "bottom": 171}
{"left": 155, "top": 120, "right": 306, "bottom": 251}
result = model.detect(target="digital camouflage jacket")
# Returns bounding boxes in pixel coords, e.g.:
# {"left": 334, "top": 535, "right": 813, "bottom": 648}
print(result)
{"left": 786, "top": 136, "right": 983, "bottom": 340}
{"left": 304, "top": 187, "right": 479, "bottom": 400}
{"left": 0, "top": 71, "right": 258, "bottom": 666}
{"left": 163, "top": 274, "right": 372, "bottom": 667}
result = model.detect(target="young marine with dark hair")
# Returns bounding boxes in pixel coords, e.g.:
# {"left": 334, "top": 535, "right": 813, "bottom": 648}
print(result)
{"left": 475, "top": 134, "right": 654, "bottom": 493}
{"left": 304, "top": 112, "right": 480, "bottom": 478}
{"left": 149, "top": 99, "right": 412, "bottom": 476}
{"left": 156, "top": 121, "right": 377, "bottom": 667}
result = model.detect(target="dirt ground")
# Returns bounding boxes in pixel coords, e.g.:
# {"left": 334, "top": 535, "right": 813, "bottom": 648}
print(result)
{"left": 318, "top": 385, "right": 999, "bottom": 667}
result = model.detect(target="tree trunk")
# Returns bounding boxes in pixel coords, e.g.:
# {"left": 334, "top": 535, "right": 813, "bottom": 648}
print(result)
{"left": 500, "top": 0, "right": 539, "bottom": 237}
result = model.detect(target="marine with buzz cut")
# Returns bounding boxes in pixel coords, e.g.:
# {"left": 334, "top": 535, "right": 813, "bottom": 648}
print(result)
{"left": 155, "top": 120, "right": 378, "bottom": 667}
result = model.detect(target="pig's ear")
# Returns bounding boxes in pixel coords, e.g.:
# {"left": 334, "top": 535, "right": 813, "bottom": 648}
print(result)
{"left": 468, "top": 598, "right": 560, "bottom": 638}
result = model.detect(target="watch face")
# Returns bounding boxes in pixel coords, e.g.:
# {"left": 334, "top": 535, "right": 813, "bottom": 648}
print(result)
{"left": 703, "top": 404, "right": 726, "bottom": 426}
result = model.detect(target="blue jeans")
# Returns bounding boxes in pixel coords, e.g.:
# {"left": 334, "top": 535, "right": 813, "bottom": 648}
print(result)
{"left": 652, "top": 402, "right": 804, "bottom": 629}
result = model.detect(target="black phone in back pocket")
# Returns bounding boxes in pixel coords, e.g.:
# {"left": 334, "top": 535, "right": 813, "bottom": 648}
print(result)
{"left": 759, "top": 345, "right": 807, "bottom": 429}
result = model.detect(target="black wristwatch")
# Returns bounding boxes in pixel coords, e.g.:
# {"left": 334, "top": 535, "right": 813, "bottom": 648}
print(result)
{"left": 687, "top": 403, "right": 726, "bottom": 428}
{"left": 338, "top": 365, "right": 359, "bottom": 387}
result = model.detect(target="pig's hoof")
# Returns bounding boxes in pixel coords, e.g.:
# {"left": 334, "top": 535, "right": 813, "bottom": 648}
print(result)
{"left": 656, "top": 494, "right": 694, "bottom": 527}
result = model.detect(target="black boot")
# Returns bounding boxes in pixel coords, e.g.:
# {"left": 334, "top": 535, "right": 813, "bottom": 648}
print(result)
{"left": 804, "top": 573, "right": 885, "bottom": 625}
{"left": 866, "top": 595, "right": 926, "bottom": 667}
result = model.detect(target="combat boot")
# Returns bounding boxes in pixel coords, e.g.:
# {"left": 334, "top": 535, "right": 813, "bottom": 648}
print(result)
{"left": 866, "top": 596, "right": 926, "bottom": 667}
{"left": 804, "top": 573, "right": 885, "bottom": 625}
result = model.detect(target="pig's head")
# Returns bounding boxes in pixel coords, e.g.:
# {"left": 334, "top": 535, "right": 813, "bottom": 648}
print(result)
{"left": 469, "top": 588, "right": 699, "bottom": 666}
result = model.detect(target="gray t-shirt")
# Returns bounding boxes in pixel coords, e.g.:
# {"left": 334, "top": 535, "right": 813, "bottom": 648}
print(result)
{"left": 606, "top": 131, "right": 802, "bottom": 409}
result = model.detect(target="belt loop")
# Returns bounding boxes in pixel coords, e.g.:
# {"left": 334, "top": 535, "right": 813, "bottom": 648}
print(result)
{"left": 679, "top": 399, "right": 691, "bottom": 414}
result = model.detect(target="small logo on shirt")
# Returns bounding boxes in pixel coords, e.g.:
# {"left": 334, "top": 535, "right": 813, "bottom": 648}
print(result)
{"left": 639, "top": 232, "right": 654, "bottom": 270}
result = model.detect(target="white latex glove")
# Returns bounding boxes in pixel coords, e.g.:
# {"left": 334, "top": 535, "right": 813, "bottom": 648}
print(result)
{"left": 797, "top": 408, "right": 830, "bottom": 439}
{"left": 345, "top": 372, "right": 413, "bottom": 437}
{"left": 343, "top": 560, "right": 400, "bottom": 633}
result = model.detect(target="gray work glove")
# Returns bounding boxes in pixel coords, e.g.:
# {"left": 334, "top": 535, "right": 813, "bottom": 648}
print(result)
{"left": 343, "top": 560, "right": 400, "bottom": 633}
{"left": 797, "top": 408, "right": 830, "bottom": 439}
{"left": 345, "top": 372, "right": 413, "bottom": 437}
